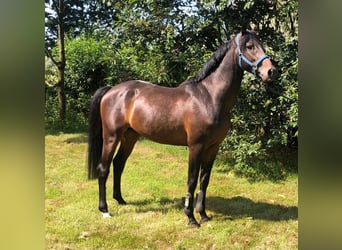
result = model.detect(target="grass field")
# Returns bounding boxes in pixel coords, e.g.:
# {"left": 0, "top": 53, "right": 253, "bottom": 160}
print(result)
{"left": 45, "top": 133, "right": 298, "bottom": 249}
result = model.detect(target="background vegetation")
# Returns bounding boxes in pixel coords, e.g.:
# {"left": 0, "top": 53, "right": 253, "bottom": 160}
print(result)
{"left": 45, "top": 0, "right": 298, "bottom": 180}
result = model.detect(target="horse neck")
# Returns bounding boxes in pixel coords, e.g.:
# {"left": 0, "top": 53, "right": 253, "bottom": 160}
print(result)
{"left": 200, "top": 46, "right": 244, "bottom": 117}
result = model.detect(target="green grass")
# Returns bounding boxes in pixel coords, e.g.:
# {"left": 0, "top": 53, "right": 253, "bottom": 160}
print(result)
{"left": 45, "top": 134, "right": 298, "bottom": 249}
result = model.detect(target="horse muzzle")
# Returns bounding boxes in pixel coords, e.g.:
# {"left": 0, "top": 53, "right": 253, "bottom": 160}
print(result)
{"left": 258, "top": 62, "right": 278, "bottom": 83}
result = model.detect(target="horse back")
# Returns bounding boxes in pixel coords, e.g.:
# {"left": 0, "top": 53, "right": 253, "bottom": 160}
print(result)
{"left": 100, "top": 80, "right": 190, "bottom": 145}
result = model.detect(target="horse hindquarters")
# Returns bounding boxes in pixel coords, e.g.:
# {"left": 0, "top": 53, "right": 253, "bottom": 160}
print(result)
{"left": 97, "top": 86, "right": 142, "bottom": 215}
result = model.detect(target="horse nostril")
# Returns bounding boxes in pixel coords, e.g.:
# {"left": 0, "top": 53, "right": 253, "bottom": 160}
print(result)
{"left": 268, "top": 68, "right": 276, "bottom": 79}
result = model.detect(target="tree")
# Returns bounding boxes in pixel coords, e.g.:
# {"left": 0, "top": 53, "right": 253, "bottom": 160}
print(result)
{"left": 45, "top": 0, "right": 116, "bottom": 120}
{"left": 45, "top": 0, "right": 67, "bottom": 120}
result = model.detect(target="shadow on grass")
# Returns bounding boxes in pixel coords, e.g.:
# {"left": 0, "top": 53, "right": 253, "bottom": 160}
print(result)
{"left": 129, "top": 197, "right": 183, "bottom": 214}
{"left": 206, "top": 196, "right": 297, "bottom": 221}
{"left": 45, "top": 117, "right": 88, "bottom": 136}
{"left": 63, "top": 134, "right": 88, "bottom": 144}
{"left": 126, "top": 195, "right": 297, "bottom": 221}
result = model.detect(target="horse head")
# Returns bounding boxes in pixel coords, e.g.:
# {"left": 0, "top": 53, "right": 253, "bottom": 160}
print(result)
{"left": 235, "top": 30, "right": 277, "bottom": 83}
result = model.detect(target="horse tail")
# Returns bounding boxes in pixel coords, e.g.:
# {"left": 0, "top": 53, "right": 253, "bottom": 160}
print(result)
{"left": 87, "top": 85, "right": 112, "bottom": 180}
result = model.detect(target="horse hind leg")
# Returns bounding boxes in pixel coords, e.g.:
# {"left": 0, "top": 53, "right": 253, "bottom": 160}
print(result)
{"left": 113, "top": 129, "right": 139, "bottom": 205}
{"left": 98, "top": 134, "right": 120, "bottom": 217}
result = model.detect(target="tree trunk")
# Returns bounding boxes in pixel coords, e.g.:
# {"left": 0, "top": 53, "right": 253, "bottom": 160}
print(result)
{"left": 57, "top": 62, "right": 66, "bottom": 121}
{"left": 57, "top": 0, "right": 66, "bottom": 121}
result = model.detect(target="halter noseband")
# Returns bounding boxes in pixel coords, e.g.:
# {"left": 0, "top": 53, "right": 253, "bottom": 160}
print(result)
{"left": 235, "top": 34, "right": 269, "bottom": 76}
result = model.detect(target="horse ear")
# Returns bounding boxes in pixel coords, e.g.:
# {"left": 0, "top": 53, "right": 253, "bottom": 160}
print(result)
{"left": 240, "top": 29, "right": 247, "bottom": 36}
{"left": 240, "top": 20, "right": 250, "bottom": 34}
{"left": 251, "top": 26, "right": 259, "bottom": 36}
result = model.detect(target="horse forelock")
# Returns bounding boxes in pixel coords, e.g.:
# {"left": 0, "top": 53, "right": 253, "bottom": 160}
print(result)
{"left": 240, "top": 31, "right": 264, "bottom": 51}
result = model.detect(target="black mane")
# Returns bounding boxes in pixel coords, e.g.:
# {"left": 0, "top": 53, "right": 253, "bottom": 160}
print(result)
{"left": 181, "top": 40, "right": 233, "bottom": 85}
{"left": 181, "top": 31, "right": 259, "bottom": 85}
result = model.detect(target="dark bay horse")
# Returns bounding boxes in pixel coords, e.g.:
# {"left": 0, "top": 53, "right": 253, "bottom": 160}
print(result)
{"left": 87, "top": 30, "right": 277, "bottom": 227}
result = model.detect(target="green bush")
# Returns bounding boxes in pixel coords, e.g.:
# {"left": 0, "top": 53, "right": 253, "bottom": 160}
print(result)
{"left": 219, "top": 56, "right": 298, "bottom": 181}
{"left": 45, "top": 86, "right": 87, "bottom": 134}
{"left": 64, "top": 35, "right": 113, "bottom": 115}
{"left": 45, "top": 35, "right": 114, "bottom": 133}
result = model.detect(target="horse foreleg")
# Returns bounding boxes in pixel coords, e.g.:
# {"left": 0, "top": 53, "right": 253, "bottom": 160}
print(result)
{"left": 196, "top": 146, "right": 219, "bottom": 223}
{"left": 113, "top": 129, "right": 139, "bottom": 205}
{"left": 184, "top": 144, "right": 202, "bottom": 227}
{"left": 195, "top": 166, "right": 213, "bottom": 223}
{"left": 98, "top": 135, "right": 119, "bottom": 217}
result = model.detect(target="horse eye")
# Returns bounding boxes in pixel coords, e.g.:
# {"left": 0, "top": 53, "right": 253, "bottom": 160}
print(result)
{"left": 246, "top": 45, "right": 254, "bottom": 50}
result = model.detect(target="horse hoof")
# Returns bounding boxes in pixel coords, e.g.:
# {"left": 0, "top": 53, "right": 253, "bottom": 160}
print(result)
{"left": 119, "top": 200, "right": 127, "bottom": 205}
{"left": 118, "top": 200, "right": 127, "bottom": 205}
{"left": 200, "top": 216, "right": 211, "bottom": 224}
{"left": 188, "top": 219, "right": 200, "bottom": 228}
{"left": 102, "top": 212, "right": 111, "bottom": 218}
{"left": 114, "top": 196, "right": 127, "bottom": 205}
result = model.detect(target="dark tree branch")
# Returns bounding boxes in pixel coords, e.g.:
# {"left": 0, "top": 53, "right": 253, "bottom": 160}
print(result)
{"left": 45, "top": 47, "right": 58, "bottom": 66}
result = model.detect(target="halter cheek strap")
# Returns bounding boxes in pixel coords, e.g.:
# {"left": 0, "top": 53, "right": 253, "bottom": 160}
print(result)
{"left": 235, "top": 34, "right": 269, "bottom": 76}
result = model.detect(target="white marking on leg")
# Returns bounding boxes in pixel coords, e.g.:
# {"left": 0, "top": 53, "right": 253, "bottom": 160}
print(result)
{"left": 102, "top": 212, "right": 111, "bottom": 218}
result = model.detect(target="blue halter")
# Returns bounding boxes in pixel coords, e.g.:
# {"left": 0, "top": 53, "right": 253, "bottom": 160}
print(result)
{"left": 235, "top": 34, "right": 269, "bottom": 76}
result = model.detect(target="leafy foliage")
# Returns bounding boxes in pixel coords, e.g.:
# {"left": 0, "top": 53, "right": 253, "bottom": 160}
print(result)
{"left": 217, "top": 0, "right": 298, "bottom": 180}
{"left": 64, "top": 36, "right": 113, "bottom": 114}
{"left": 45, "top": 0, "right": 298, "bottom": 180}
{"left": 45, "top": 35, "right": 113, "bottom": 132}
